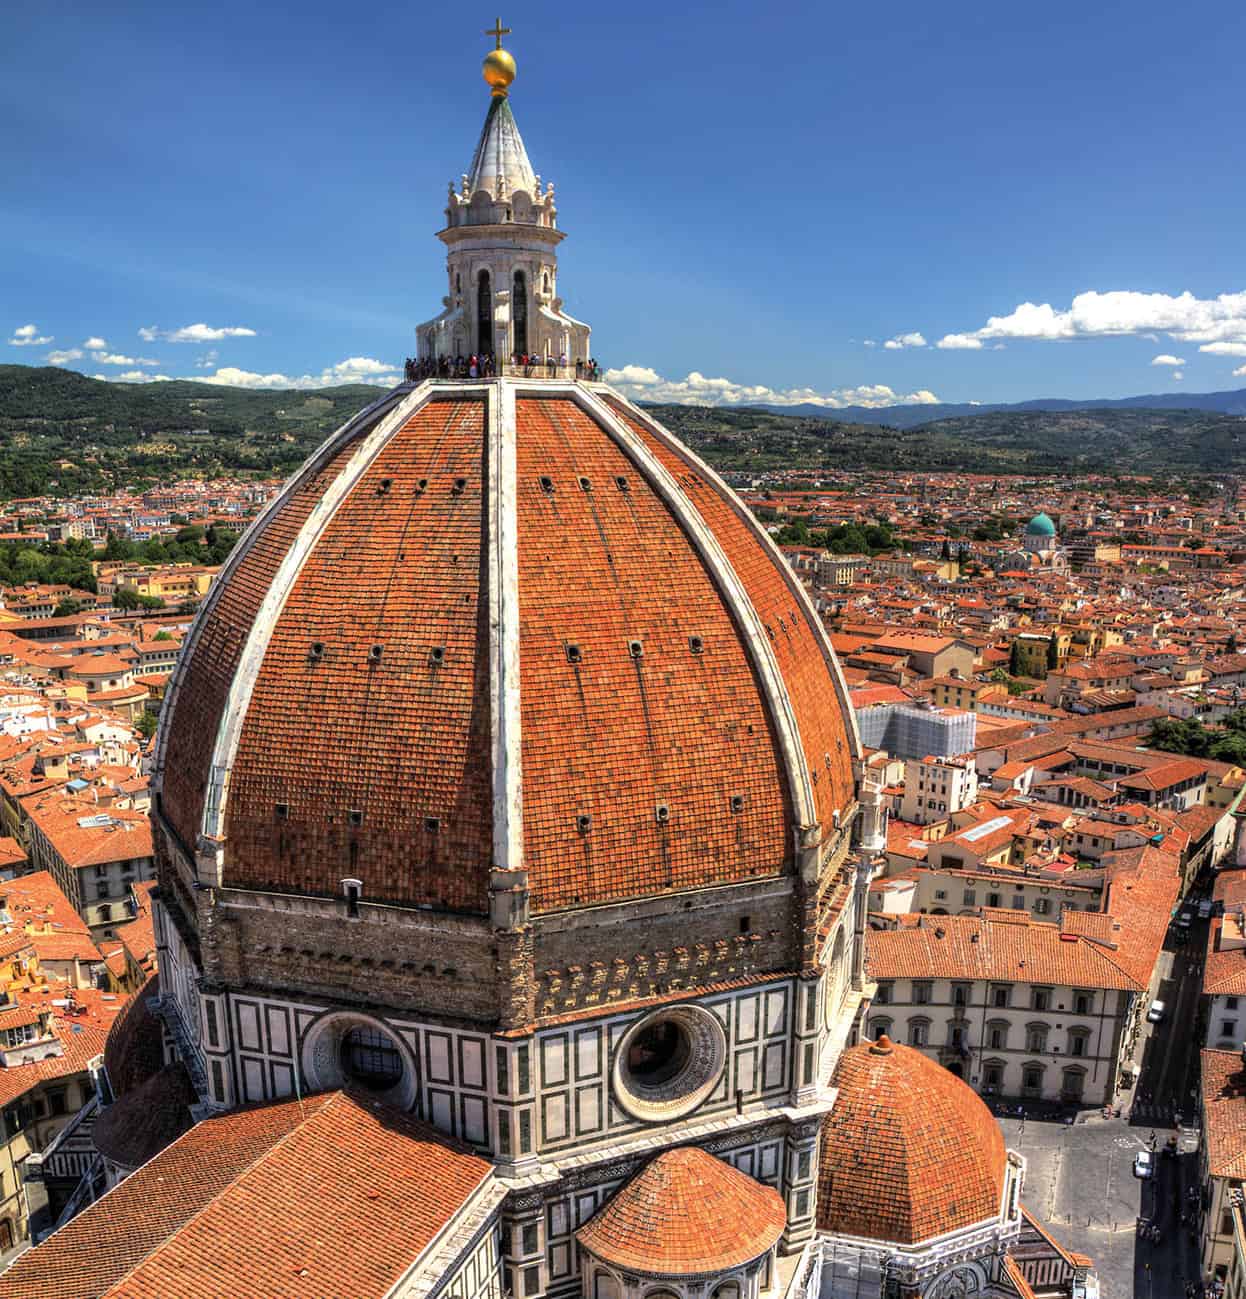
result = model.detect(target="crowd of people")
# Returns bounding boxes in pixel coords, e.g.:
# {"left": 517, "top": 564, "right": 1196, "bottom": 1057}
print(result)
{"left": 402, "top": 354, "right": 604, "bottom": 382}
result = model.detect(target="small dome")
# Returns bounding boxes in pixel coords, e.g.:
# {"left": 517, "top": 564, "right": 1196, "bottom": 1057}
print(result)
{"left": 93, "top": 1064, "right": 197, "bottom": 1171}
{"left": 576, "top": 1146, "right": 785, "bottom": 1275}
{"left": 816, "top": 1035, "right": 1007, "bottom": 1244}
{"left": 1025, "top": 512, "right": 1056, "bottom": 537}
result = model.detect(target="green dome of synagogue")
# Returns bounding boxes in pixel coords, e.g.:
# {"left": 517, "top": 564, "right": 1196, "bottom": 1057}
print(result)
{"left": 1025, "top": 512, "right": 1057, "bottom": 538}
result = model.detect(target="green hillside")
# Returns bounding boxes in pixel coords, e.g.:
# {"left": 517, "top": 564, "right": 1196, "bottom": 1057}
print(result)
{"left": 1, "top": 364, "right": 1242, "bottom": 498}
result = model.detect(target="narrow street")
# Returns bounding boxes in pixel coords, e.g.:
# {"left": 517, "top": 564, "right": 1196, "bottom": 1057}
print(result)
{"left": 1001, "top": 902, "right": 1211, "bottom": 1298}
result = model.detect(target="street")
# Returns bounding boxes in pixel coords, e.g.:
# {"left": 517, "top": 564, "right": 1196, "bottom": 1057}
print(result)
{"left": 999, "top": 902, "right": 1210, "bottom": 1298}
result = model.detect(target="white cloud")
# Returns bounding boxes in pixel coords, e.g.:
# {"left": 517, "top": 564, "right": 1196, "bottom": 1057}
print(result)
{"left": 1172, "top": 371, "right": 1184, "bottom": 381}
{"left": 111, "top": 371, "right": 174, "bottom": 383}
{"left": 883, "top": 332, "right": 927, "bottom": 350}
{"left": 1234, "top": 364, "right": 1246, "bottom": 378}
{"left": 936, "top": 333, "right": 984, "bottom": 350}
{"left": 46, "top": 348, "right": 83, "bottom": 365}
{"left": 9, "top": 323, "right": 53, "bottom": 346}
{"left": 194, "top": 356, "right": 401, "bottom": 390}
{"left": 140, "top": 322, "right": 257, "bottom": 343}
{"left": 941, "top": 288, "right": 1246, "bottom": 352}
{"left": 91, "top": 351, "right": 159, "bottom": 367}
{"left": 1151, "top": 354, "right": 1185, "bottom": 367}
{"left": 862, "top": 339, "right": 877, "bottom": 348}
{"left": 601, "top": 365, "right": 940, "bottom": 410}
{"left": 1201, "top": 342, "right": 1246, "bottom": 357}
{"left": 194, "top": 349, "right": 220, "bottom": 369}
{"left": 82, "top": 336, "right": 108, "bottom": 350}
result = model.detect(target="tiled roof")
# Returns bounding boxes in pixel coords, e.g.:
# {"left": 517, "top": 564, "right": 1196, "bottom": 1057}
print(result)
{"left": 816, "top": 1035, "right": 1007, "bottom": 1244}
{"left": 866, "top": 912, "right": 1142, "bottom": 991}
{"left": 102, "top": 973, "right": 163, "bottom": 1095}
{"left": 91, "top": 1062, "right": 196, "bottom": 1170}
{"left": 576, "top": 1146, "right": 785, "bottom": 1274}
{"left": 1201, "top": 1050, "right": 1246, "bottom": 1179}
{"left": 22, "top": 793, "right": 151, "bottom": 869}
{"left": 0, "top": 1090, "right": 493, "bottom": 1299}
{"left": 159, "top": 387, "right": 856, "bottom": 913}
{"left": 6, "top": 876, "right": 101, "bottom": 958}
{"left": 0, "top": 987, "right": 122, "bottom": 1110}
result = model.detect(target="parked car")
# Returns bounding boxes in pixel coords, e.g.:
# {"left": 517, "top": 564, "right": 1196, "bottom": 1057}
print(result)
{"left": 1177, "top": 912, "right": 1193, "bottom": 929}
{"left": 1134, "top": 1150, "right": 1155, "bottom": 1179}
{"left": 1200, "top": 901, "right": 1213, "bottom": 919}
{"left": 1147, "top": 1000, "right": 1167, "bottom": 1023}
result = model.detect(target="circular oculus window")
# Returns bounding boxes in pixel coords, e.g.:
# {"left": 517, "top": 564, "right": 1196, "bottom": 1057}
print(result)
{"left": 612, "top": 1005, "right": 727, "bottom": 1123}
{"left": 300, "top": 1011, "right": 417, "bottom": 1111}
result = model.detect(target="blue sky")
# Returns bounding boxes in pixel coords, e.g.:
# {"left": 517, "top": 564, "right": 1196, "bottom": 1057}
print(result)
{"left": 3, "top": 0, "right": 1244, "bottom": 409}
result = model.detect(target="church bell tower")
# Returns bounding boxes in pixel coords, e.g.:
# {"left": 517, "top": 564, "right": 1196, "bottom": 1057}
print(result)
{"left": 416, "top": 22, "right": 592, "bottom": 364}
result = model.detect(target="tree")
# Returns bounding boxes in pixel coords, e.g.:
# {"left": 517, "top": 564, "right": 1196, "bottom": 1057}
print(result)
{"left": 52, "top": 598, "right": 84, "bottom": 618}
{"left": 136, "top": 711, "right": 158, "bottom": 740}
{"left": 940, "top": 539, "right": 952, "bottom": 561}
{"left": 1009, "top": 641, "right": 1022, "bottom": 676}
{"left": 1046, "top": 634, "right": 1060, "bottom": 671}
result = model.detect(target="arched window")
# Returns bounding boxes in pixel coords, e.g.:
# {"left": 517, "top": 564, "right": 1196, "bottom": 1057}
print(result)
{"left": 513, "top": 269, "right": 528, "bottom": 356}
{"left": 455, "top": 272, "right": 461, "bottom": 295}
{"left": 1025, "top": 1023, "right": 1048, "bottom": 1053}
{"left": 542, "top": 269, "right": 550, "bottom": 296}
{"left": 712, "top": 1284, "right": 740, "bottom": 1299}
{"left": 869, "top": 1017, "right": 892, "bottom": 1041}
{"left": 1061, "top": 1066, "right": 1086, "bottom": 1100}
{"left": 982, "top": 1059, "right": 1005, "bottom": 1093}
{"left": 986, "top": 1020, "right": 1009, "bottom": 1050}
{"left": 476, "top": 269, "right": 492, "bottom": 356}
{"left": 1021, "top": 1063, "right": 1045, "bottom": 1097}
{"left": 1068, "top": 1028, "right": 1090, "bottom": 1058}
{"left": 908, "top": 1017, "right": 930, "bottom": 1047}
{"left": 594, "top": 1273, "right": 621, "bottom": 1299}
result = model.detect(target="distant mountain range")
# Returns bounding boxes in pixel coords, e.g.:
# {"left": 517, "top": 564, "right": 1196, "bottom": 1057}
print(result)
{"left": 748, "top": 386, "right": 1246, "bottom": 428}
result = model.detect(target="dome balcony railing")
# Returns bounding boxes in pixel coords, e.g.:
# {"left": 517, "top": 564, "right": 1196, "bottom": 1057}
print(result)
{"left": 404, "top": 358, "right": 604, "bottom": 384}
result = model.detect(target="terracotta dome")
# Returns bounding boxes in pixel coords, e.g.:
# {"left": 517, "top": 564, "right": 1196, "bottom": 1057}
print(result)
{"left": 93, "top": 1064, "right": 197, "bottom": 1171}
{"left": 816, "top": 1035, "right": 1008, "bottom": 1244}
{"left": 576, "top": 1146, "right": 786, "bottom": 1275}
{"left": 154, "top": 383, "right": 857, "bottom": 914}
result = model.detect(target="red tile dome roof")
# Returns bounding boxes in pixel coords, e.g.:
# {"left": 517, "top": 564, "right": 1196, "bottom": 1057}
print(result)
{"left": 576, "top": 1146, "right": 786, "bottom": 1275}
{"left": 817, "top": 1035, "right": 1008, "bottom": 1244}
{"left": 155, "top": 382, "right": 857, "bottom": 913}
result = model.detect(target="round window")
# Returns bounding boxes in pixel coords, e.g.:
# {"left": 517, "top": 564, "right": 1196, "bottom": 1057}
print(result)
{"left": 300, "top": 1012, "right": 418, "bottom": 1112}
{"left": 612, "top": 1005, "right": 727, "bottom": 1124}
{"left": 339, "top": 1025, "right": 404, "bottom": 1091}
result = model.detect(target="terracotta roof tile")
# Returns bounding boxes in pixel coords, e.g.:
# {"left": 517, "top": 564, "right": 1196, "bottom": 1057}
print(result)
{"left": 576, "top": 1146, "right": 785, "bottom": 1274}
{"left": 0, "top": 1090, "right": 492, "bottom": 1299}
{"left": 817, "top": 1035, "right": 1007, "bottom": 1244}
{"left": 1202, "top": 1049, "right": 1246, "bottom": 1179}
{"left": 161, "top": 386, "right": 858, "bottom": 913}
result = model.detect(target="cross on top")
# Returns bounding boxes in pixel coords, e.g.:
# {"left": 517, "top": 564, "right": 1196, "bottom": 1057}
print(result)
{"left": 485, "top": 17, "right": 511, "bottom": 49}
